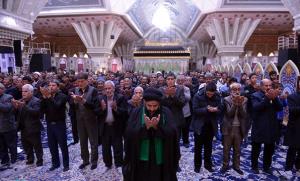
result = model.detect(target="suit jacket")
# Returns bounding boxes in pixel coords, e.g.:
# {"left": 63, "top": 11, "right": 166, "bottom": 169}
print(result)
{"left": 98, "top": 93, "right": 128, "bottom": 136}
{"left": 18, "top": 96, "right": 41, "bottom": 134}
{"left": 251, "top": 91, "right": 283, "bottom": 143}
{"left": 160, "top": 86, "right": 185, "bottom": 127}
{"left": 0, "top": 93, "right": 15, "bottom": 132}
{"left": 284, "top": 92, "right": 300, "bottom": 148}
{"left": 190, "top": 90, "right": 222, "bottom": 136}
{"left": 222, "top": 96, "right": 249, "bottom": 139}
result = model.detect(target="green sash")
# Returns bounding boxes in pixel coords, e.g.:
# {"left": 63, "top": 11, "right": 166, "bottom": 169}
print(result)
{"left": 139, "top": 106, "right": 164, "bottom": 165}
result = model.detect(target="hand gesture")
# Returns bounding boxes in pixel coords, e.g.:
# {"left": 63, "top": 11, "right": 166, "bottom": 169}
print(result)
{"left": 151, "top": 114, "right": 160, "bottom": 129}
{"left": 11, "top": 99, "right": 19, "bottom": 109}
{"left": 266, "top": 89, "right": 275, "bottom": 100}
{"left": 169, "top": 87, "right": 176, "bottom": 97}
{"left": 40, "top": 87, "right": 51, "bottom": 99}
{"left": 144, "top": 114, "right": 152, "bottom": 129}
{"left": 164, "top": 87, "right": 170, "bottom": 96}
{"left": 132, "top": 95, "right": 141, "bottom": 107}
{"left": 111, "top": 100, "right": 117, "bottom": 111}
{"left": 101, "top": 100, "right": 107, "bottom": 110}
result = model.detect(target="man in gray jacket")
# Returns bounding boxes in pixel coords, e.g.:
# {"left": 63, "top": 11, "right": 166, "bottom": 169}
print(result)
{"left": 0, "top": 83, "right": 17, "bottom": 165}
{"left": 220, "top": 83, "right": 249, "bottom": 175}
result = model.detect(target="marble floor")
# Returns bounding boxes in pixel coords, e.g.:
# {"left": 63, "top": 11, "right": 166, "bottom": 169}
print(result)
{"left": 1, "top": 119, "right": 299, "bottom": 181}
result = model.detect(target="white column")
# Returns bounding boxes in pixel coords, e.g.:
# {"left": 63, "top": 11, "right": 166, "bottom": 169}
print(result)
{"left": 72, "top": 21, "right": 123, "bottom": 72}
{"left": 281, "top": 0, "right": 300, "bottom": 32}
{"left": 206, "top": 18, "right": 261, "bottom": 66}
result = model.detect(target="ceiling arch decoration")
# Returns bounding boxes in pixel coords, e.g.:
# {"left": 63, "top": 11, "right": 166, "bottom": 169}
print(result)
{"left": 222, "top": 0, "right": 283, "bottom": 7}
{"left": 127, "top": 0, "right": 200, "bottom": 35}
{"left": 44, "top": 0, "right": 105, "bottom": 9}
{"left": 144, "top": 25, "right": 187, "bottom": 43}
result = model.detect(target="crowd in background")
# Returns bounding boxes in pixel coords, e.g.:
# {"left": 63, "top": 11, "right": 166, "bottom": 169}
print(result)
{"left": 0, "top": 68, "right": 299, "bottom": 180}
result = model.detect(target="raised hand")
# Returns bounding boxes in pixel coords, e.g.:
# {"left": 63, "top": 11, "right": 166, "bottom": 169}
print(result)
{"left": 101, "top": 100, "right": 107, "bottom": 110}
{"left": 111, "top": 100, "right": 117, "bottom": 111}
{"left": 144, "top": 114, "right": 152, "bottom": 129}
{"left": 151, "top": 114, "right": 160, "bottom": 129}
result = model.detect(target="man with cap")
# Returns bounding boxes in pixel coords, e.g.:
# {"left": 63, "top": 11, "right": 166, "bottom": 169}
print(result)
{"left": 123, "top": 87, "right": 179, "bottom": 181}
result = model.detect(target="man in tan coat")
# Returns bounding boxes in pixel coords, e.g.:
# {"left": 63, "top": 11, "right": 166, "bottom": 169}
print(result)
{"left": 221, "top": 83, "right": 249, "bottom": 175}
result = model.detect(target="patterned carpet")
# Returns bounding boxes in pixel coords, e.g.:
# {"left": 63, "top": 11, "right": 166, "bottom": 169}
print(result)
{"left": 1, "top": 118, "right": 300, "bottom": 181}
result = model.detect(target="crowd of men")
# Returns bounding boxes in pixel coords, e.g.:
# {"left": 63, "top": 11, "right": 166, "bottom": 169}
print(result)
{"left": 0, "top": 69, "right": 299, "bottom": 180}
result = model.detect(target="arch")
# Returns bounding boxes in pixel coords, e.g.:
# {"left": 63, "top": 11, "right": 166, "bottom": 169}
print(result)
{"left": 264, "top": 62, "right": 279, "bottom": 79}
{"left": 243, "top": 63, "right": 252, "bottom": 75}
{"left": 279, "top": 60, "right": 300, "bottom": 94}
{"left": 144, "top": 24, "right": 187, "bottom": 42}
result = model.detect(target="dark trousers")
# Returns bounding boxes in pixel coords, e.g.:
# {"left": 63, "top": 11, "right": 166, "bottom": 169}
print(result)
{"left": 21, "top": 131, "right": 43, "bottom": 163}
{"left": 0, "top": 130, "right": 17, "bottom": 164}
{"left": 77, "top": 118, "right": 98, "bottom": 165}
{"left": 47, "top": 122, "right": 69, "bottom": 168}
{"left": 222, "top": 126, "right": 242, "bottom": 169}
{"left": 285, "top": 147, "right": 300, "bottom": 171}
{"left": 102, "top": 124, "right": 123, "bottom": 167}
{"left": 70, "top": 112, "right": 78, "bottom": 143}
{"left": 194, "top": 124, "right": 214, "bottom": 169}
{"left": 251, "top": 142, "right": 275, "bottom": 170}
{"left": 182, "top": 116, "right": 192, "bottom": 144}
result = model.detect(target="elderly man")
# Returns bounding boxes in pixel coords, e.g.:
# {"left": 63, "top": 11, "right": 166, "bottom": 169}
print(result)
{"left": 12, "top": 84, "right": 43, "bottom": 166}
{"left": 123, "top": 87, "right": 179, "bottom": 181}
{"left": 128, "top": 86, "right": 144, "bottom": 114}
{"left": 71, "top": 73, "right": 100, "bottom": 170}
{"left": 221, "top": 83, "right": 249, "bottom": 175}
{"left": 40, "top": 80, "right": 69, "bottom": 172}
{"left": 251, "top": 79, "right": 283, "bottom": 174}
{"left": 99, "top": 80, "right": 127, "bottom": 172}
{"left": 0, "top": 83, "right": 17, "bottom": 165}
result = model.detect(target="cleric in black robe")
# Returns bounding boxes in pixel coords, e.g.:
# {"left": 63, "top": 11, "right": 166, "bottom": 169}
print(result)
{"left": 123, "top": 87, "right": 179, "bottom": 181}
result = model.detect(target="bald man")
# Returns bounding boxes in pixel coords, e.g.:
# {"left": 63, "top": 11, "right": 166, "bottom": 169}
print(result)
{"left": 250, "top": 79, "right": 283, "bottom": 174}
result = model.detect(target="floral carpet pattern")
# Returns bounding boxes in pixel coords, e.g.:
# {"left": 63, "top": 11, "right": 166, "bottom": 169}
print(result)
{"left": 1, "top": 118, "right": 300, "bottom": 181}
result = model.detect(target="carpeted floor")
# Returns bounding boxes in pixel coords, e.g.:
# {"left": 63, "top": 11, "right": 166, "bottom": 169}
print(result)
{"left": 1, "top": 118, "right": 299, "bottom": 181}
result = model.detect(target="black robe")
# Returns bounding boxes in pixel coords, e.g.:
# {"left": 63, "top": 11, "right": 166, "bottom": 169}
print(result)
{"left": 123, "top": 106, "right": 179, "bottom": 181}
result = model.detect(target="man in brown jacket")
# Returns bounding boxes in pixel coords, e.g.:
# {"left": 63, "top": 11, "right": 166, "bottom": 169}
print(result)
{"left": 220, "top": 83, "right": 249, "bottom": 175}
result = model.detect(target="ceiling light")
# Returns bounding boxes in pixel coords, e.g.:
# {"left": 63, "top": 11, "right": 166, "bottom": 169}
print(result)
{"left": 73, "top": 54, "right": 77, "bottom": 58}
{"left": 83, "top": 53, "right": 89, "bottom": 58}
{"left": 257, "top": 52, "right": 262, "bottom": 57}
{"left": 62, "top": 54, "right": 67, "bottom": 58}
{"left": 269, "top": 52, "right": 274, "bottom": 56}
{"left": 152, "top": 5, "right": 171, "bottom": 31}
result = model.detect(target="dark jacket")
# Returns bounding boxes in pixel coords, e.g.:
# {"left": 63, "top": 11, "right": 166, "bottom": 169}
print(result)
{"left": 123, "top": 106, "right": 179, "bottom": 181}
{"left": 18, "top": 96, "right": 42, "bottom": 134}
{"left": 98, "top": 94, "right": 128, "bottom": 136}
{"left": 41, "top": 91, "right": 68, "bottom": 123}
{"left": 190, "top": 90, "right": 222, "bottom": 136}
{"left": 160, "top": 86, "right": 185, "bottom": 127}
{"left": 284, "top": 92, "right": 300, "bottom": 148}
{"left": 251, "top": 91, "right": 283, "bottom": 143}
{"left": 71, "top": 86, "right": 100, "bottom": 120}
{"left": 222, "top": 96, "right": 249, "bottom": 139}
{"left": 0, "top": 93, "right": 16, "bottom": 132}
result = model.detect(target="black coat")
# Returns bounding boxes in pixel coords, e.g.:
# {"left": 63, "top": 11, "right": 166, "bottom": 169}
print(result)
{"left": 123, "top": 106, "right": 179, "bottom": 181}
{"left": 251, "top": 91, "right": 283, "bottom": 144}
{"left": 98, "top": 94, "right": 128, "bottom": 137}
{"left": 17, "top": 96, "right": 42, "bottom": 134}
{"left": 284, "top": 92, "right": 300, "bottom": 148}
{"left": 190, "top": 91, "right": 222, "bottom": 136}
{"left": 160, "top": 86, "right": 185, "bottom": 127}
{"left": 41, "top": 92, "right": 68, "bottom": 123}
{"left": 0, "top": 93, "right": 15, "bottom": 132}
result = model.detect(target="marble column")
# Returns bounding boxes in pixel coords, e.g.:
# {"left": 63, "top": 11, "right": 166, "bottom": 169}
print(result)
{"left": 281, "top": 0, "right": 300, "bottom": 33}
{"left": 196, "top": 42, "right": 217, "bottom": 69}
{"left": 206, "top": 18, "right": 261, "bottom": 66}
{"left": 114, "top": 43, "right": 133, "bottom": 71}
{"left": 72, "top": 21, "right": 122, "bottom": 72}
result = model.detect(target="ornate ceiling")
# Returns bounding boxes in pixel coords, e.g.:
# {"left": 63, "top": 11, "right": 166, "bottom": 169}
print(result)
{"left": 24, "top": 0, "right": 295, "bottom": 54}
{"left": 127, "top": 0, "right": 200, "bottom": 34}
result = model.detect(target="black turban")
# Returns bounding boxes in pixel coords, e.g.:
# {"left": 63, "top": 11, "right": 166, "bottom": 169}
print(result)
{"left": 143, "top": 87, "right": 163, "bottom": 102}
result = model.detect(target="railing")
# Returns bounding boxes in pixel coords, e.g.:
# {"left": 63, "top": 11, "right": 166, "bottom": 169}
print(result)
{"left": 278, "top": 33, "right": 298, "bottom": 50}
